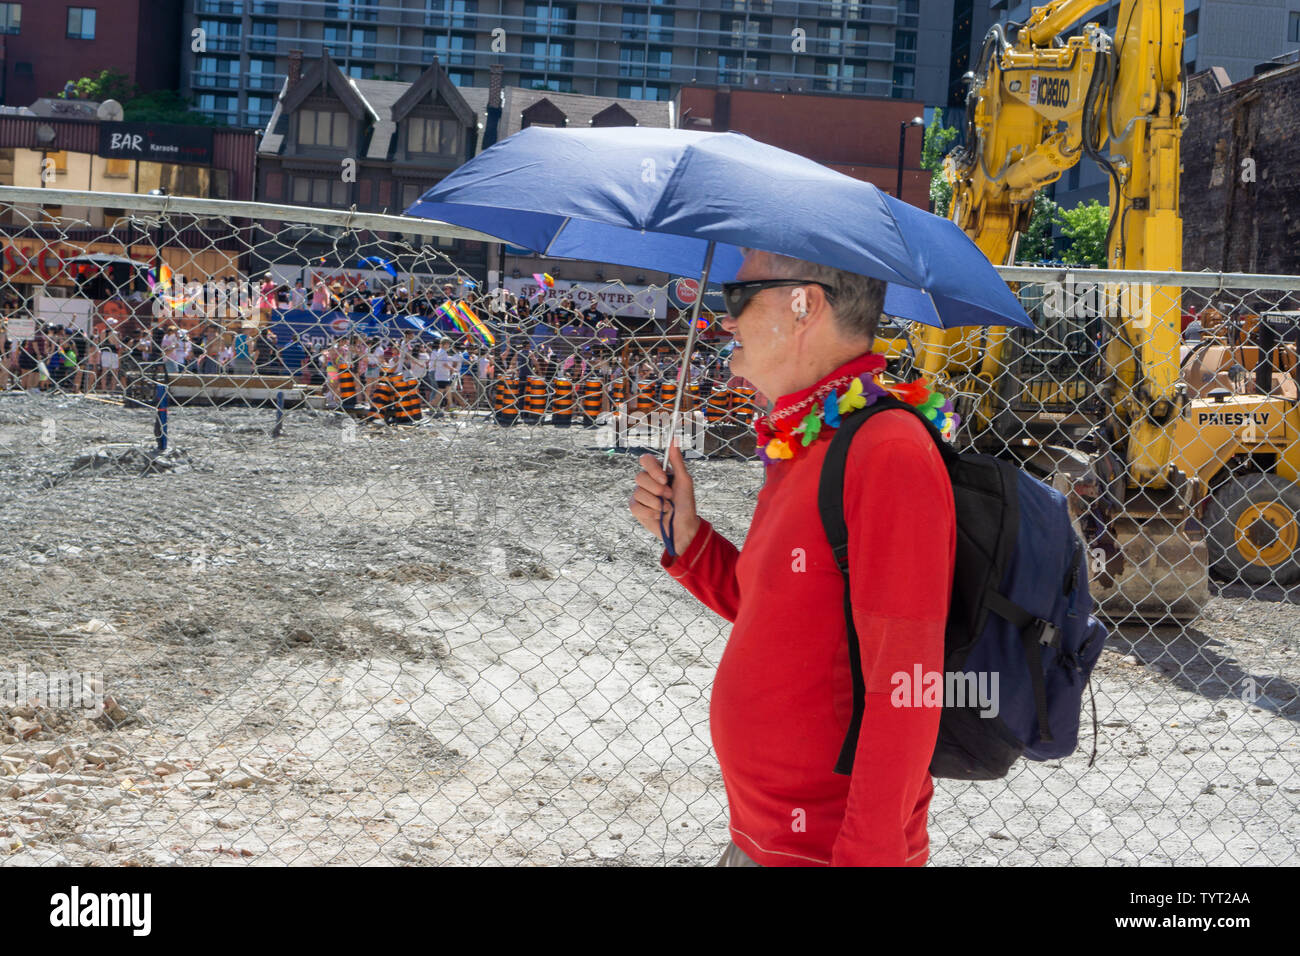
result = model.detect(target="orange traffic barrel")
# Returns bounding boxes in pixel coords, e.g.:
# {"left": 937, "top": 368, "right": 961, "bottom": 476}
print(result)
{"left": 494, "top": 378, "right": 520, "bottom": 426}
{"left": 657, "top": 379, "right": 677, "bottom": 413}
{"left": 580, "top": 379, "right": 603, "bottom": 425}
{"left": 635, "top": 380, "right": 656, "bottom": 414}
{"left": 551, "top": 378, "right": 575, "bottom": 427}
{"left": 731, "top": 386, "right": 758, "bottom": 424}
{"left": 686, "top": 381, "right": 700, "bottom": 412}
{"left": 522, "top": 376, "right": 547, "bottom": 423}
{"left": 704, "top": 388, "right": 731, "bottom": 425}
{"left": 611, "top": 379, "right": 627, "bottom": 407}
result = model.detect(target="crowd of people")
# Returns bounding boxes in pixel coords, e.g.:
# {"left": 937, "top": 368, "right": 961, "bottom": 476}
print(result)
{"left": 0, "top": 274, "right": 745, "bottom": 420}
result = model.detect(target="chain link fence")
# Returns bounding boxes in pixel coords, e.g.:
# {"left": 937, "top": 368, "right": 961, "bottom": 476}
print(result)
{"left": 0, "top": 189, "right": 1295, "bottom": 865}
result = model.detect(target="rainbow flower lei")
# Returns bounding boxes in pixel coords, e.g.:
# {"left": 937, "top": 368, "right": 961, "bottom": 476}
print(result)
{"left": 752, "top": 355, "right": 960, "bottom": 466}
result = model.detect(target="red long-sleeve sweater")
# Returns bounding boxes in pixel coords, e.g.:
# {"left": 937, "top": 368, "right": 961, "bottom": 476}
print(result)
{"left": 661, "top": 352, "right": 956, "bottom": 866}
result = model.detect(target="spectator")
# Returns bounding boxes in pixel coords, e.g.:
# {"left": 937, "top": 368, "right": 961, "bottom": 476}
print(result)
{"left": 290, "top": 279, "right": 309, "bottom": 310}
{"left": 162, "top": 326, "right": 184, "bottom": 374}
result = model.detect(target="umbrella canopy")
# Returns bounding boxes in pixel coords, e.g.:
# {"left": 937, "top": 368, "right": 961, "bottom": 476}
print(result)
{"left": 406, "top": 126, "right": 1031, "bottom": 330}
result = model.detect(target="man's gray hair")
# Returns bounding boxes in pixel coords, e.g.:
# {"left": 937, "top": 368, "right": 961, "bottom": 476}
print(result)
{"left": 740, "top": 247, "right": 885, "bottom": 342}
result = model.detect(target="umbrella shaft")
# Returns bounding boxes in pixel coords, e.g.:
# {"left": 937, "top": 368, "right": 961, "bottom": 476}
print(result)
{"left": 662, "top": 242, "right": 715, "bottom": 466}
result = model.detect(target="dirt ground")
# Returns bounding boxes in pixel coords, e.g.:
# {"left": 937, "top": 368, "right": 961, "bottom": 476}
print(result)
{"left": 0, "top": 390, "right": 1296, "bottom": 865}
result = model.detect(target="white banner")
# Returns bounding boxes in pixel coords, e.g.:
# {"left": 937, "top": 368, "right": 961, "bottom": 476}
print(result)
{"left": 502, "top": 277, "right": 666, "bottom": 321}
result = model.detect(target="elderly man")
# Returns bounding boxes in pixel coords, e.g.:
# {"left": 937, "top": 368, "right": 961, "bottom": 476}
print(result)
{"left": 629, "top": 248, "right": 956, "bottom": 867}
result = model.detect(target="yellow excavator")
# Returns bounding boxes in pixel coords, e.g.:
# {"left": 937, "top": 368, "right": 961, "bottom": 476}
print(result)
{"left": 913, "top": 0, "right": 1300, "bottom": 620}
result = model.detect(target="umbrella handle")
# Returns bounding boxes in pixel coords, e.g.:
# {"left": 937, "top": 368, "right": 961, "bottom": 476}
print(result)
{"left": 658, "top": 472, "right": 677, "bottom": 558}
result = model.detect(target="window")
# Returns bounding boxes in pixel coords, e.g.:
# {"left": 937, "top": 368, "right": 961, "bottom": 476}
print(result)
{"left": 649, "top": 10, "right": 673, "bottom": 42}
{"left": 67, "top": 6, "right": 95, "bottom": 39}
{"left": 617, "top": 83, "right": 669, "bottom": 101}
{"left": 247, "top": 57, "right": 279, "bottom": 90}
{"left": 524, "top": 39, "right": 570, "bottom": 71}
{"left": 426, "top": 31, "right": 475, "bottom": 65}
{"left": 717, "top": 53, "right": 766, "bottom": 83}
{"left": 249, "top": 19, "right": 276, "bottom": 51}
{"left": 195, "top": 93, "right": 239, "bottom": 122}
{"left": 1286, "top": 10, "right": 1297, "bottom": 42}
{"left": 0, "top": 3, "right": 20, "bottom": 34}
{"left": 891, "top": 66, "right": 914, "bottom": 97}
{"left": 622, "top": 8, "right": 647, "bottom": 39}
{"left": 297, "top": 109, "right": 349, "bottom": 148}
{"left": 193, "top": 55, "right": 240, "bottom": 89}
{"left": 292, "top": 177, "right": 347, "bottom": 206}
{"left": 326, "top": 0, "right": 377, "bottom": 19}
{"left": 408, "top": 117, "right": 461, "bottom": 155}
{"left": 895, "top": 29, "right": 916, "bottom": 64}
{"left": 45, "top": 150, "right": 68, "bottom": 172}
{"left": 521, "top": 75, "right": 573, "bottom": 92}
{"left": 447, "top": 69, "right": 474, "bottom": 86}
{"left": 721, "top": 16, "right": 768, "bottom": 50}
{"left": 620, "top": 46, "right": 671, "bottom": 78}
{"left": 203, "top": 18, "right": 243, "bottom": 51}
{"left": 346, "top": 63, "right": 375, "bottom": 78}
{"left": 525, "top": 3, "right": 573, "bottom": 34}
{"left": 426, "top": 0, "right": 476, "bottom": 29}
{"left": 104, "top": 157, "right": 131, "bottom": 178}
{"left": 246, "top": 96, "right": 273, "bottom": 127}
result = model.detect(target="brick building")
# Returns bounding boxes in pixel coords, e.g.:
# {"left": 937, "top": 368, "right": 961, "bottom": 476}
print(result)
{"left": 0, "top": 1, "right": 182, "bottom": 107}
{"left": 676, "top": 85, "right": 929, "bottom": 207}
{"left": 1182, "top": 56, "right": 1300, "bottom": 276}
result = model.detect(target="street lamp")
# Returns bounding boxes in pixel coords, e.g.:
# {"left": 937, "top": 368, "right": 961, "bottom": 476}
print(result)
{"left": 897, "top": 116, "right": 925, "bottom": 202}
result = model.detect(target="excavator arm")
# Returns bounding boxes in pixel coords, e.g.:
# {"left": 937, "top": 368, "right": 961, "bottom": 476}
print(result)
{"left": 919, "top": 0, "right": 1185, "bottom": 490}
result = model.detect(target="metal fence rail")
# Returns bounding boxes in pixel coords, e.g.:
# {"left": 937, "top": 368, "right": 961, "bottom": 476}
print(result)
{"left": 0, "top": 191, "right": 1295, "bottom": 865}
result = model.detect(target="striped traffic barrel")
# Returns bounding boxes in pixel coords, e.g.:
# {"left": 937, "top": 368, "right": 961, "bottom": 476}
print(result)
{"left": 493, "top": 378, "right": 520, "bottom": 426}
{"left": 521, "top": 376, "right": 547, "bottom": 423}
{"left": 686, "top": 381, "right": 700, "bottom": 412}
{"left": 731, "top": 386, "right": 758, "bottom": 424}
{"left": 635, "top": 379, "right": 656, "bottom": 415}
{"left": 580, "top": 379, "right": 603, "bottom": 425}
{"left": 704, "top": 388, "right": 732, "bottom": 425}
{"left": 656, "top": 379, "right": 677, "bottom": 414}
{"left": 611, "top": 379, "right": 627, "bottom": 408}
{"left": 551, "top": 378, "right": 575, "bottom": 427}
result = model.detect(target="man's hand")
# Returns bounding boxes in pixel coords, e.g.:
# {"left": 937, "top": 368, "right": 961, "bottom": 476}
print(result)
{"left": 630, "top": 439, "right": 701, "bottom": 554}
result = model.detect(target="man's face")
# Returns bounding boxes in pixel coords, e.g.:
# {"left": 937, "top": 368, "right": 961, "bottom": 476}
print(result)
{"left": 719, "top": 252, "right": 799, "bottom": 395}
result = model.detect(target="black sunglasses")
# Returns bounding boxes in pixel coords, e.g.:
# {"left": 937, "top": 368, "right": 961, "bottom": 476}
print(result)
{"left": 721, "top": 279, "right": 837, "bottom": 319}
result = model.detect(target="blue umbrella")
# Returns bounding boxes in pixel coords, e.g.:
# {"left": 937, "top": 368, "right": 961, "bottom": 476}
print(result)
{"left": 406, "top": 126, "right": 1031, "bottom": 331}
{"left": 406, "top": 127, "right": 1032, "bottom": 555}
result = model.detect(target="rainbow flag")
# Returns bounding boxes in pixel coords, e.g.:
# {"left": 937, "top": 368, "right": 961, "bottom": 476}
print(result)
{"left": 438, "top": 301, "right": 471, "bottom": 337}
{"left": 453, "top": 300, "right": 495, "bottom": 347}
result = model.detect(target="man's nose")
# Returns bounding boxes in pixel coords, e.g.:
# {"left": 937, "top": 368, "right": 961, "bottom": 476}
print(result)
{"left": 719, "top": 313, "right": 738, "bottom": 334}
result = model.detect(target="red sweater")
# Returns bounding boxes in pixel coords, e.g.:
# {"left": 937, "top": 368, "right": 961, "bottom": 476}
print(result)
{"left": 661, "top": 352, "right": 956, "bottom": 866}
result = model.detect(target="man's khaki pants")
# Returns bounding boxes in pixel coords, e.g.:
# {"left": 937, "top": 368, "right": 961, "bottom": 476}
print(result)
{"left": 716, "top": 842, "right": 762, "bottom": 867}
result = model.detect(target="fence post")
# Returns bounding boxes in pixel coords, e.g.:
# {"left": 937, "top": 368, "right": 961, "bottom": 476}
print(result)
{"left": 272, "top": 389, "right": 285, "bottom": 438}
{"left": 153, "top": 383, "right": 169, "bottom": 452}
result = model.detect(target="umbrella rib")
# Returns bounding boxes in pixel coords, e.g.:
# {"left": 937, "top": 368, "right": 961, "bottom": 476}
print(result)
{"left": 542, "top": 217, "right": 571, "bottom": 256}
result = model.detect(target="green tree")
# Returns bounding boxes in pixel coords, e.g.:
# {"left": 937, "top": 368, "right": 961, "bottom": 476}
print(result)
{"left": 59, "top": 67, "right": 137, "bottom": 103}
{"left": 124, "top": 89, "right": 222, "bottom": 126}
{"left": 920, "top": 113, "right": 959, "bottom": 216}
{"left": 1058, "top": 199, "right": 1110, "bottom": 267}
{"left": 1016, "top": 192, "right": 1061, "bottom": 263}
{"left": 59, "top": 68, "right": 225, "bottom": 126}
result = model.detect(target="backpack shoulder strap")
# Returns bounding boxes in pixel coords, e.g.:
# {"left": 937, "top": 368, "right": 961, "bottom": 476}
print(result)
{"left": 817, "top": 396, "right": 950, "bottom": 775}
